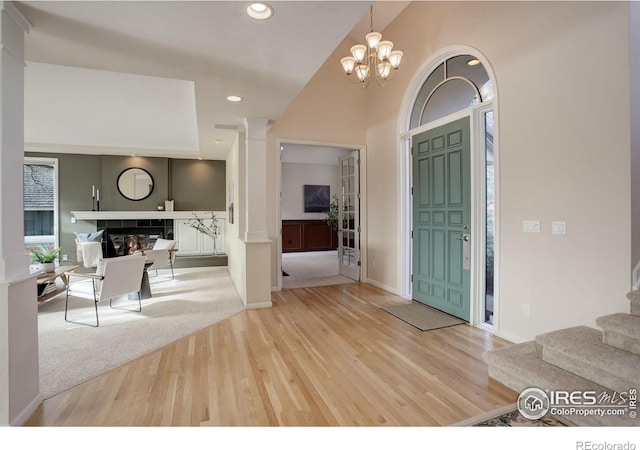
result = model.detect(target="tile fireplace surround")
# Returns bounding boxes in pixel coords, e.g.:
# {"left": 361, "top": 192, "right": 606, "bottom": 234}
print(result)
{"left": 99, "top": 219, "right": 172, "bottom": 257}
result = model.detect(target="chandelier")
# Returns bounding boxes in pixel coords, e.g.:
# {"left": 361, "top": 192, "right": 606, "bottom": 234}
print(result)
{"left": 340, "top": 5, "right": 403, "bottom": 88}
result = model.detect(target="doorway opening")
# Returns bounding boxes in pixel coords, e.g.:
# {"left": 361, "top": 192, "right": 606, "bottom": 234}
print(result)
{"left": 277, "top": 142, "right": 365, "bottom": 290}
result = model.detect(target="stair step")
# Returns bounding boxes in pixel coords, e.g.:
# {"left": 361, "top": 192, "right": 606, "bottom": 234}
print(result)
{"left": 627, "top": 291, "right": 640, "bottom": 316}
{"left": 596, "top": 313, "right": 640, "bottom": 355}
{"left": 484, "top": 341, "right": 639, "bottom": 426}
{"left": 536, "top": 326, "right": 639, "bottom": 393}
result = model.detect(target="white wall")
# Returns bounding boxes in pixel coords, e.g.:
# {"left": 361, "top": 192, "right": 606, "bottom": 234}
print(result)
{"left": 281, "top": 163, "right": 339, "bottom": 221}
{"left": 365, "top": 1, "right": 631, "bottom": 341}
{"left": 270, "top": 1, "right": 633, "bottom": 342}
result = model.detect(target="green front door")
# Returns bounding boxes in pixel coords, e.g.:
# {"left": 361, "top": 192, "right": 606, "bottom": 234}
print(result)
{"left": 412, "top": 117, "right": 471, "bottom": 321}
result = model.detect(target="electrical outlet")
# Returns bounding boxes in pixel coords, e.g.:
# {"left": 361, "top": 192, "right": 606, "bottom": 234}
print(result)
{"left": 523, "top": 303, "right": 531, "bottom": 317}
{"left": 71, "top": 217, "right": 77, "bottom": 224}
{"left": 62, "top": 254, "right": 68, "bottom": 261}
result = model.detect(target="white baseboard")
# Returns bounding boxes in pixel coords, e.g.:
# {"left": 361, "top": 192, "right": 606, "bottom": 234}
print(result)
{"left": 364, "top": 278, "right": 401, "bottom": 296}
{"left": 11, "top": 392, "right": 43, "bottom": 426}
{"left": 496, "top": 329, "right": 528, "bottom": 344}
{"left": 246, "top": 301, "right": 272, "bottom": 310}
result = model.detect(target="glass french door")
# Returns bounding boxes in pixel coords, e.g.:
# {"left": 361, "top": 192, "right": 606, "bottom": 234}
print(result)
{"left": 338, "top": 151, "right": 360, "bottom": 281}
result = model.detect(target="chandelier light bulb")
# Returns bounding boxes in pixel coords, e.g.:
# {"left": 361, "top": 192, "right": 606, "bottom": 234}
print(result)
{"left": 350, "top": 44, "right": 367, "bottom": 63}
{"left": 389, "top": 50, "right": 403, "bottom": 69}
{"left": 378, "top": 62, "right": 392, "bottom": 79}
{"left": 355, "top": 64, "right": 370, "bottom": 81}
{"left": 377, "top": 41, "right": 394, "bottom": 61}
{"left": 365, "top": 32, "right": 382, "bottom": 49}
{"left": 341, "top": 57, "right": 356, "bottom": 74}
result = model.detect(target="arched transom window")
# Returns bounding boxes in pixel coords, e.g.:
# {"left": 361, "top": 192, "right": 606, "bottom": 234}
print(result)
{"left": 410, "top": 54, "right": 493, "bottom": 128}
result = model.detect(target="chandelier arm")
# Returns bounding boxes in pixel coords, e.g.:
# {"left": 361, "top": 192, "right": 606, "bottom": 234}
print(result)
{"left": 346, "top": 74, "right": 363, "bottom": 85}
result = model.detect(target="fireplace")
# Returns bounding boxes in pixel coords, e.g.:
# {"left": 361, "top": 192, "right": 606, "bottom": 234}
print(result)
{"left": 98, "top": 219, "right": 173, "bottom": 257}
{"left": 109, "top": 233, "right": 162, "bottom": 256}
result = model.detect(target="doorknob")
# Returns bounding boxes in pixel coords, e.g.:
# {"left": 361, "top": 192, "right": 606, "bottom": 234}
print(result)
{"left": 456, "top": 234, "right": 470, "bottom": 242}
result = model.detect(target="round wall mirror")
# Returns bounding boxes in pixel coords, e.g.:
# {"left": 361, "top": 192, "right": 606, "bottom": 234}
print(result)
{"left": 117, "top": 167, "right": 154, "bottom": 201}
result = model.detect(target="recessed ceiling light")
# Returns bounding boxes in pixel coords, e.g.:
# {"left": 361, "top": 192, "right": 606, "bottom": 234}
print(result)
{"left": 226, "top": 95, "right": 242, "bottom": 102}
{"left": 467, "top": 59, "right": 481, "bottom": 66}
{"left": 247, "top": 2, "right": 273, "bottom": 20}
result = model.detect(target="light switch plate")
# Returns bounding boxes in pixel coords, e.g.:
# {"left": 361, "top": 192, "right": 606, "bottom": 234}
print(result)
{"left": 523, "top": 220, "right": 540, "bottom": 233}
{"left": 552, "top": 221, "right": 567, "bottom": 235}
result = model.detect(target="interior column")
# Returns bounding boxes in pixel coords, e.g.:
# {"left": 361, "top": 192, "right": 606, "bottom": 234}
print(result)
{"left": 242, "top": 118, "right": 272, "bottom": 308}
{"left": 0, "top": 2, "right": 41, "bottom": 426}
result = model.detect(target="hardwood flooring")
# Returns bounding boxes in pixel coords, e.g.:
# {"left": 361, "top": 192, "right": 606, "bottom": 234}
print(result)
{"left": 24, "top": 282, "right": 517, "bottom": 426}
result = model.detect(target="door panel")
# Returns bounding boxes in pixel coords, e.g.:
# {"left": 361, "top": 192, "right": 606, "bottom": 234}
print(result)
{"left": 412, "top": 117, "right": 470, "bottom": 321}
{"left": 339, "top": 151, "right": 360, "bottom": 281}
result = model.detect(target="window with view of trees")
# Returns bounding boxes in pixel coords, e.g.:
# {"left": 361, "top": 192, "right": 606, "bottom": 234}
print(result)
{"left": 24, "top": 159, "right": 58, "bottom": 253}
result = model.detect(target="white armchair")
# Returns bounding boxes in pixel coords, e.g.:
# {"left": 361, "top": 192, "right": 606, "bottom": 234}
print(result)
{"left": 140, "top": 238, "right": 177, "bottom": 279}
{"left": 64, "top": 255, "right": 146, "bottom": 327}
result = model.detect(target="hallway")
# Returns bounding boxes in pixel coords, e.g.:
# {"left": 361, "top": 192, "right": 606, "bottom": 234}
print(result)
{"left": 282, "top": 250, "right": 354, "bottom": 289}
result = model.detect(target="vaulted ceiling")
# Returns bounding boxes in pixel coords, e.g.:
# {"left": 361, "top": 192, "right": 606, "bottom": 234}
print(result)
{"left": 17, "top": 1, "right": 408, "bottom": 160}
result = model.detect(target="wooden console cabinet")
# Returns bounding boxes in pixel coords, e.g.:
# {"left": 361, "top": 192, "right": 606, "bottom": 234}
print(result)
{"left": 282, "top": 220, "right": 337, "bottom": 252}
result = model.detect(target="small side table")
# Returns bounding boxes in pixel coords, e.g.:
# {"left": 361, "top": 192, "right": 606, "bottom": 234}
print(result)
{"left": 35, "top": 265, "right": 80, "bottom": 303}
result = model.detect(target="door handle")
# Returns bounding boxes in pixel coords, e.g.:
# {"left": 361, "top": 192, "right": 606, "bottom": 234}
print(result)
{"left": 459, "top": 234, "right": 471, "bottom": 270}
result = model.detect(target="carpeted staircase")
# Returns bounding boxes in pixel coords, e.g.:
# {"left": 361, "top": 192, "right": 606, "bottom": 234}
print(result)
{"left": 484, "top": 291, "right": 640, "bottom": 426}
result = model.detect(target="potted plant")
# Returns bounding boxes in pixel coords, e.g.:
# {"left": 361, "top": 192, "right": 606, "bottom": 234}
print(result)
{"left": 326, "top": 195, "right": 339, "bottom": 231}
{"left": 29, "top": 245, "right": 62, "bottom": 273}
{"left": 326, "top": 195, "right": 339, "bottom": 250}
{"left": 187, "top": 212, "right": 220, "bottom": 254}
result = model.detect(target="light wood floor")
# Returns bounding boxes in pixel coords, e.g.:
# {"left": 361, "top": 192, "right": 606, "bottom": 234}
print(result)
{"left": 24, "top": 282, "right": 517, "bottom": 426}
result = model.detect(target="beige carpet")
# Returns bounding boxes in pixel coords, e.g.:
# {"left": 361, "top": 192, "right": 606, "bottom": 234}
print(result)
{"left": 37, "top": 266, "right": 244, "bottom": 399}
{"left": 382, "top": 302, "right": 466, "bottom": 331}
{"left": 282, "top": 250, "right": 355, "bottom": 289}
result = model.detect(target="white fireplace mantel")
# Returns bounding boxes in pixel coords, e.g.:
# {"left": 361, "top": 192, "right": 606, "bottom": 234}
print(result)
{"left": 70, "top": 210, "right": 226, "bottom": 221}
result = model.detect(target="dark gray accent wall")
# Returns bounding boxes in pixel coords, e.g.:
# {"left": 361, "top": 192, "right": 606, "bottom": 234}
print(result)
{"left": 25, "top": 152, "right": 225, "bottom": 263}
{"left": 101, "top": 156, "right": 169, "bottom": 211}
{"left": 171, "top": 159, "right": 226, "bottom": 211}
